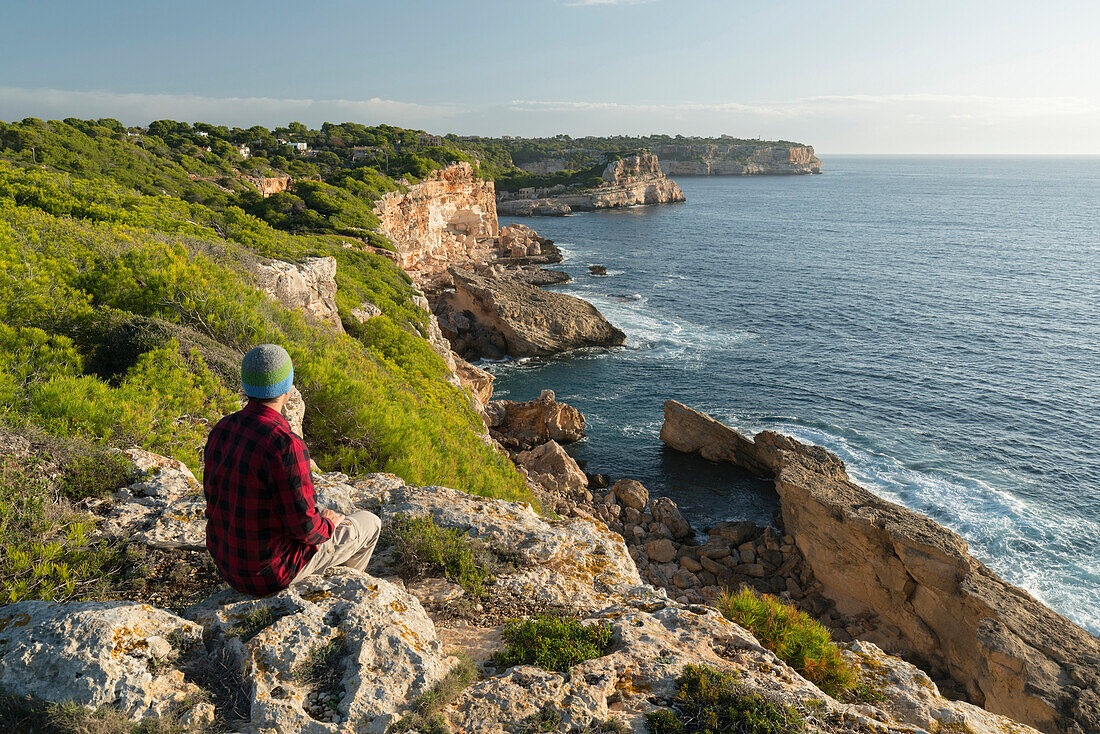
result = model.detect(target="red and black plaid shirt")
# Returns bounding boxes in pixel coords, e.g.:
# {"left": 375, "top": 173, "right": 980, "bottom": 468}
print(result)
{"left": 203, "top": 401, "right": 333, "bottom": 595}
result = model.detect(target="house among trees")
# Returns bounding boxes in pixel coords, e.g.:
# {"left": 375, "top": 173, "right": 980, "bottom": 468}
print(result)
{"left": 416, "top": 133, "right": 442, "bottom": 147}
{"left": 277, "top": 139, "right": 309, "bottom": 152}
{"left": 237, "top": 146, "right": 250, "bottom": 158}
{"left": 352, "top": 146, "right": 384, "bottom": 160}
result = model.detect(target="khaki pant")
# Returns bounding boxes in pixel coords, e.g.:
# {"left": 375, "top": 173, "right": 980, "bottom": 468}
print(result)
{"left": 290, "top": 510, "right": 381, "bottom": 584}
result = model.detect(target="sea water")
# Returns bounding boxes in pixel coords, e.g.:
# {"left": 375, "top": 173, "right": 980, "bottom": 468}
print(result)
{"left": 486, "top": 156, "right": 1100, "bottom": 634}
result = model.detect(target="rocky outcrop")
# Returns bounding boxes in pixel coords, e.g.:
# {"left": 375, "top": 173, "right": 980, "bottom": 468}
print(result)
{"left": 186, "top": 571, "right": 456, "bottom": 732}
{"left": 0, "top": 601, "right": 209, "bottom": 724}
{"left": 434, "top": 268, "right": 625, "bottom": 360}
{"left": 244, "top": 174, "right": 293, "bottom": 197}
{"left": 497, "top": 153, "right": 685, "bottom": 217}
{"left": 5, "top": 444, "right": 1043, "bottom": 734}
{"left": 652, "top": 143, "right": 822, "bottom": 175}
{"left": 495, "top": 224, "right": 562, "bottom": 264}
{"left": 256, "top": 255, "right": 344, "bottom": 332}
{"left": 374, "top": 162, "right": 500, "bottom": 280}
{"left": 516, "top": 440, "right": 589, "bottom": 495}
{"left": 659, "top": 400, "right": 1100, "bottom": 734}
{"left": 485, "top": 390, "right": 585, "bottom": 450}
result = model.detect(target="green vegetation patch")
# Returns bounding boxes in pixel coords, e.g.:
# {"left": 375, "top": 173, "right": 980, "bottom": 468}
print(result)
{"left": 716, "top": 588, "right": 855, "bottom": 698}
{"left": 382, "top": 514, "right": 521, "bottom": 599}
{"left": 0, "top": 161, "right": 530, "bottom": 503}
{"left": 0, "top": 439, "right": 136, "bottom": 603}
{"left": 390, "top": 654, "right": 477, "bottom": 734}
{"left": 493, "top": 612, "right": 614, "bottom": 673}
{"left": 646, "top": 665, "right": 805, "bottom": 734}
{"left": 293, "top": 633, "right": 348, "bottom": 685}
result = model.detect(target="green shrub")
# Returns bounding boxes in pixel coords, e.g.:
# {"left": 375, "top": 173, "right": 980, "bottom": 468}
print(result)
{"left": 493, "top": 613, "right": 613, "bottom": 673}
{"left": 382, "top": 514, "right": 515, "bottom": 598}
{"left": 0, "top": 162, "right": 531, "bottom": 502}
{"left": 0, "top": 446, "right": 137, "bottom": 603}
{"left": 716, "top": 588, "right": 855, "bottom": 698}
{"left": 57, "top": 446, "right": 134, "bottom": 501}
{"left": 646, "top": 665, "right": 804, "bottom": 734}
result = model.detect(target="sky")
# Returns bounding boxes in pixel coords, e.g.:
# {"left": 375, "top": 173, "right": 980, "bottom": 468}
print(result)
{"left": 1, "top": 0, "right": 1097, "bottom": 154}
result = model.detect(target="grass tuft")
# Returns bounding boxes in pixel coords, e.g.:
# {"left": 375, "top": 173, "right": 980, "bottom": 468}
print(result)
{"left": 382, "top": 514, "right": 519, "bottom": 599}
{"left": 493, "top": 612, "right": 613, "bottom": 673}
{"left": 716, "top": 588, "right": 856, "bottom": 698}
{"left": 292, "top": 634, "right": 348, "bottom": 685}
{"left": 390, "top": 654, "right": 477, "bottom": 734}
{"left": 646, "top": 665, "right": 805, "bottom": 734}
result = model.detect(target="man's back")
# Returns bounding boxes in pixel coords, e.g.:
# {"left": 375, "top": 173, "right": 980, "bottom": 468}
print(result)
{"left": 203, "top": 401, "right": 332, "bottom": 595}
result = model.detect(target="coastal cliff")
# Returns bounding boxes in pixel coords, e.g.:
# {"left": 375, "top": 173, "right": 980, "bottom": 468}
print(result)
{"left": 373, "top": 162, "right": 501, "bottom": 280}
{"left": 659, "top": 400, "right": 1100, "bottom": 734}
{"left": 652, "top": 143, "right": 822, "bottom": 175}
{"left": 497, "top": 153, "right": 685, "bottom": 217}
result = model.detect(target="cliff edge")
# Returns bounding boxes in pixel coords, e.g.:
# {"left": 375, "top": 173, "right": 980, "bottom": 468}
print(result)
{"left": 497, "top": 152, "right": 685, "bottom": 217}
{"left": 660, "top": 399, "right": 1100, "bottom": 734}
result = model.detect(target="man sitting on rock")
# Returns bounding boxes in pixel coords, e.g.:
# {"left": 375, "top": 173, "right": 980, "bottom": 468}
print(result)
{"left": 203, "top": 344, "right": 381, "bottom": 596}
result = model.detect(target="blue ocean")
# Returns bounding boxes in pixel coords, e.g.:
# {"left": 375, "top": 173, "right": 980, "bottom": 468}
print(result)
{"left": 486, "top": 156, "right": 1100, "bottom": 635}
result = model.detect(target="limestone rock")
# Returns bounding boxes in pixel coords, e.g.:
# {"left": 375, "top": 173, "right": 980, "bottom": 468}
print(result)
{"left": 282, "top": 384, "right": 306, "bottom": 437}
{"left": 515, "top": 440, "right": 588, "bottom": 493}
{"left": 489, "top": 394, "right": 585, "bottom": 449}
{"left": 611, "top": 479, "right": 649, "bottom": 512}
{"left": 453, "top": 355, "right": 495, "bottom": 407}
{"left": 654, "top": 143, "right": 822, "bottom": 176}
{"left": 659, "top": 399, "right": 774, "bottom": 476}
{"left": 709, "top": 521, "right": 760, "bottom": 546}
{"left": 374, "top": 163, "right": 499, "bottom": 280}
{"left": 256, "top": 256, "right": 343, "bottom": 332}
{"left": 0, "top": 601, "right": 203, "bottom": 720}
{"left": 186, "top": 569, "right": 457, "bottom": 733}
{"left": 646, "top": 538, "right": 677, "bottom": 564}
{"left": 651, "top": 496, "right": 692, "bottom": 539}
{"left": 444, "top": 589, "right": 899, "bottom": 734}
{"left": 244, "top": 174, "right": 293, "bottom": 196}
{"left": 349, "top": 301, "right": 382, "bottom": 322}
{"left": 496, "top": 199, "right": 572, "bottom": 216}
{"left": 659, "top": 401, "right": 1100, "bottom": 734}
{"left": 436, "top": 268, "right": 625, "bottom": 359}
{"left": 101, "top": 448, "right": 206, "bottom": 550}
{"left": 496, "top": 153, "right": 685, "bottom": 217}
{"left": 845, "top": 640, "right": 1046, "bottom": 734}
{"left": 350, "top": 477, "right": 642, "bottom": 611}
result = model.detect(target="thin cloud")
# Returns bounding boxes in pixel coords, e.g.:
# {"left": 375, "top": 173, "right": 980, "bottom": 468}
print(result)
{"left": 0, "top": 86, "right": 462, "bottom": 127}
{"left": 508, "top": 94, "right": 1096, "bottom": 121}
{"left": 562, "top": 0, "right": 657, "bottom": 6}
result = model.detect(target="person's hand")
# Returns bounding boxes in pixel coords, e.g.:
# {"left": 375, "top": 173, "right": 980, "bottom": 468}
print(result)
{"left": 320, "top": 508, "right": 345, "bottom": 528}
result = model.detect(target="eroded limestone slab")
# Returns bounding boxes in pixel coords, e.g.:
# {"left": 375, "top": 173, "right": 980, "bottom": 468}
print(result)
{"left": 0, "top": 601, "right": 203, "bottom": 720}
{"left": 185, "top": 569, "right": 456, "bottom": 734}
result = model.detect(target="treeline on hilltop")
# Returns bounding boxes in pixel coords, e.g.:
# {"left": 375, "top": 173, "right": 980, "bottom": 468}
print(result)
{"left": 0, "top": 118, "right": 534, "bottom": 603}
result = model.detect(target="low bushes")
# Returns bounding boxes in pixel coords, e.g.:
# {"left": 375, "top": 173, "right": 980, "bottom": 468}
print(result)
{"left": 716, "top": 588, "right": 855, "bottom": 698}
{"left": 0, "top": 162, "right": 531, "bottom": 503}
{"left": 646, "top": 665, "right": 805, "bottom": 734}
{"left": 0, "top": 437, "right": 138, "bottom": 603}
{"left": 493, "top": 613, "right": 613, "bottom": 673}
{"left": 382, "top": 514, "right": 518, "bottom": 599}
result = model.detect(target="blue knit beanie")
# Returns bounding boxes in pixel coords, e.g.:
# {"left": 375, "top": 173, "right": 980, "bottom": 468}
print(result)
{"left": 241, "top": 344, "right": 294, "bottom": 399}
